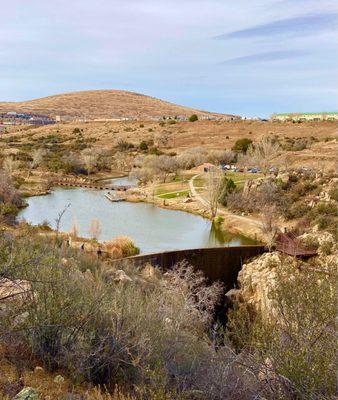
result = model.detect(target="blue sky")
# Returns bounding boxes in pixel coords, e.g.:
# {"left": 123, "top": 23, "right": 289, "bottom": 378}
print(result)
{"left": 1, "top": 0, "right": 337, "bottom": 116}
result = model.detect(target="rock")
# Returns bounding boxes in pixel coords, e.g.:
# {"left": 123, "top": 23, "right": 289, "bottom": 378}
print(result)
{"left": 14, "top": 387, "right": 38, "bottom": 400}
{"left": 53, "top": 374, "right": 65, "bottom": 383}
{"left": 61, "top": 258, "right": 68, "bottom": 266}
{"left": 276, "top": 172, "right": 289, "bottom": 183}
{"left": 183, "top": 198, "right": 192, "bottom": 203}
{"left": 299, "top": 231, "right": 337, "bottom": 256}
{"left": 141, "top": 264, "right": 156, "bottom": 280}
{"left": 113, "top": 270, "right": 133, "bottom": 283}
{"left": 34, "top": 366, "right": 44, "bottom": 373}
{"left": 225, "top": 288, "right": 241, "bottom": 304}
{"left": 237, "top": 252, "right": 297, "bottom": 320}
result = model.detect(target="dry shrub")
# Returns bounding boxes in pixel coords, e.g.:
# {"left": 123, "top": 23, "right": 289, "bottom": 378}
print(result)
{"left": 228, "top": 257, "right": 337, "bottom": 399}
{"left": 1, "top": 233, "right": 241, "bottom": 399}
{"left": 103, "top": 236, "right": 139, "bottom": 258}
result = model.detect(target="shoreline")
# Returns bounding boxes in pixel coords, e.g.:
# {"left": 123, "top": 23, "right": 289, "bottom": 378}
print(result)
{"left": 127, "top": 192, "right": 266, "bottom": 242}
{"left": 18, "top": 170, "right": 266, "bottom": 244}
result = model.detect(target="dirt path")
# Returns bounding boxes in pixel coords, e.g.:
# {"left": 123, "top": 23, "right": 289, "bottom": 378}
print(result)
{"left": 189, "top": 175, "right": 264, "bottom": 240}
{"left": 189, "top": 175, "right": 209, "bottom": 207}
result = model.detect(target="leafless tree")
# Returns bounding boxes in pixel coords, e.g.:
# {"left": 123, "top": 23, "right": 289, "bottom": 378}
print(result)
{"left": 54, "top": 204, "right": 70, "bottom": 246}
{"left": 208, "top": 149, "right": 236, "bottom": 165}
{"left": 205, "top": 167, "right": 224, "bottom": 219}
{"left": 153, "top": 155, "right": 178, "bottom": 182}
{"left": 88, "top": 218, "right": 102, "bottom": 240}
{"left": 70, "top": 217, "right": 79, "bottom": 238}
{"left": 260, "top": 205, "right": 279, "bottom": 250}
{"left": 246, "top": 137, "right": 281, "bottom": 175}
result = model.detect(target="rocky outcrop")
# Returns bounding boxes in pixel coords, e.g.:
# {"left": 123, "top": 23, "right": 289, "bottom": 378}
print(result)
{"left": 234, "top": 252, "right": 297, "bottom": 319}
{"left": 231, "top": 229, "right": 337, "bottom": 320}
{"left": 299, "top": 230, "right": 337, "bottom": 258}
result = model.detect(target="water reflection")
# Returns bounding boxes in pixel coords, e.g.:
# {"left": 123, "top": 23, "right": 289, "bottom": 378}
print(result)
{"left": 209, "top": 223, "right": 254, "bottom": 247}
{"left": 18, "top": 187, "right": 256, "bottom": 254}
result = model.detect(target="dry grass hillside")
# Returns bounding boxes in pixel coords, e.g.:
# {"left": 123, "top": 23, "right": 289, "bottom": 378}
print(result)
{"left": 0, "top": 90, "right": 232, "bottom": 120}
{"left": 3, "top": 119, "right": 337, "bottom": 170}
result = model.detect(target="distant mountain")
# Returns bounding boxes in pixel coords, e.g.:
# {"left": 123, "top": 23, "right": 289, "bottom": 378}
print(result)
{"left": 0, "top": 90, "right": 237, "bottom": 120}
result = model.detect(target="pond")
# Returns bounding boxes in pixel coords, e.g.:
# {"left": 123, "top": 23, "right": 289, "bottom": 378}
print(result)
{"left": 18, "top": 188, "right": 256, "bottom": 254}
{"left": 98, "top": 175, "right": 138, "bottom": 187}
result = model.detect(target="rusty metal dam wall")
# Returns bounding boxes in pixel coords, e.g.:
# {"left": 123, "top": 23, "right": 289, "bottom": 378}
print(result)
{"left": 123, "top": 245, "right": 266, "bottom": 291}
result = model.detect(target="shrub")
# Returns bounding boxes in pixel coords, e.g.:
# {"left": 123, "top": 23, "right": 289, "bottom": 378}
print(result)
{"left": 232, "top": 138, "right": 252, "bottom": 153}
{"left": 117, "top": 140, "right": 134, "bottom": 152}
{"left": 0, "top": 170, "right": 24, "bottom": 218}
{"left": 0, "top": 234, "right": 233, "bottom": 397}
{"left": 139, "top": 141, "right": 148, "bottom": 151}
{"left": 188, "top": 114, "right": 198, "bottom": 122}
{"left": 227, "top": 258, "right": 337, "bottom": 399}
{"left": 148, "top": 147, "right": 162, "bottom": 156}
{"left": 103, "top": 236, "right": 139, "bottom": 258}
{"left": 285, "top": 201, "right": 310, "bottom": 219}
{"left": 218, "top": 177, "right": 236, "bottom": 206}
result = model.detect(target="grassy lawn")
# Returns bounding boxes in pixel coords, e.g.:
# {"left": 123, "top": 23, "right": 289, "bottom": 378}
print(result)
{"left": 171, "top": 173, "right": 195, "bottom": 183}
{"left": 154, "top": 171, "right": 262, "bottom": 199}
{"left": 158, "top": 190, "right": 190, "bottom": 199}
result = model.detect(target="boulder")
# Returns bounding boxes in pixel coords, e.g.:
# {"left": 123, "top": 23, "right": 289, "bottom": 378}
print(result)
{"left": 113, "top": 270, "right": 133, "bottom": 283}
{"left": 141, "top": 264, "right": 156, "bottom": 280}
{"left": 276, "top": 172, "right": 289, "bottom": 183}
{"left": 53, "top": 375, "right": 65, "bottom": 383}
{"left": 14, "top": 388, "right": 38, "bottom": 400}
{"left": 237, "top": 252, "right": 296, "bottom": 320}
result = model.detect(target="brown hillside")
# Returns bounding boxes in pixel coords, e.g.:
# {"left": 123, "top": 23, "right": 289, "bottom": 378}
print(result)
{"left": 0, "top": 90, "right": 233, "bottom": 120}
{"left": 4, "top": 120, "right": 337, "bottom": 170}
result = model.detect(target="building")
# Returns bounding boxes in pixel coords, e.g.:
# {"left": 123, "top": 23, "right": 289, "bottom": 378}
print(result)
{"left": 271, "top": 112, "right": 338, "bottom": 122}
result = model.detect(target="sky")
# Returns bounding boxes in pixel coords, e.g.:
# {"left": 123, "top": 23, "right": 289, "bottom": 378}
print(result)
{"left": 1, "top": 0, "right": 337, "bottom": 117}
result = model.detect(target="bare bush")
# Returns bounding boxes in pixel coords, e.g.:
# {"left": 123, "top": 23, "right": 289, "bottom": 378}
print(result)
{"left": 88, "top": 218, "right": 102, "bottom": 240}
{"left": 82, "top": 148, "right": 99, "bottom": 175}
{"left": 29, "top": 148, "right": 45, "bottom": 172}
{"left": 2, "top": 156, "right": 20, "bottom": 176}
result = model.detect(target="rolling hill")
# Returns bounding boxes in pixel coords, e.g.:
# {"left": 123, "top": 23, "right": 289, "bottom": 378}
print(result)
{"left": 0, "top": 90, "right": 236, "bottom": 120}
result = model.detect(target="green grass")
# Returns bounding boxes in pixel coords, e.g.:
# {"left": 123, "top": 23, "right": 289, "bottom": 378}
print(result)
{"left": 158, "top": 190, "right": 189, "bottom": 199}
{"left": 171, "top": 173, "right": 194, "bottom": 183}
{"left": 193, "top": 177, "right": 205, "bottom": 188}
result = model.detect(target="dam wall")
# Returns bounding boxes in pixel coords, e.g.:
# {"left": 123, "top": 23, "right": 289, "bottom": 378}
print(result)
{"left": 123, "top": 245, "right": 266, "bottom": 291}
